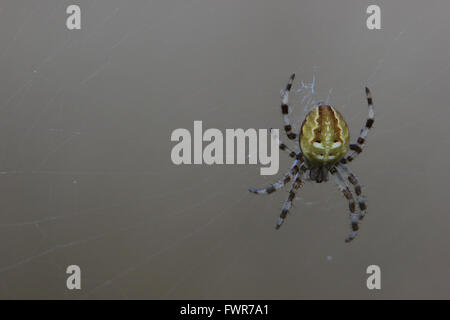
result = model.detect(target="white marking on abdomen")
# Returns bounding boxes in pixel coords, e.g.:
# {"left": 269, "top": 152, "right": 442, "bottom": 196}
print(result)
{"left": 313, "top": 142, "right": 325, "bottom": 149}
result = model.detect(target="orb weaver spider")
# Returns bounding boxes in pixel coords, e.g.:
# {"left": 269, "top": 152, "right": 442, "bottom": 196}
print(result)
{"left": 249, "top": 73, "right": 374, "bottom": 243}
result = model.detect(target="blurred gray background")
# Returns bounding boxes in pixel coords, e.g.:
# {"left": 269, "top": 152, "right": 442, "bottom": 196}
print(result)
{"left": 0, "top": 0, "right": 448, "bottom": 299}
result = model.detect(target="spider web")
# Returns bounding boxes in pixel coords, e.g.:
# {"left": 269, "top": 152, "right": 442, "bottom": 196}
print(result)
{"left": 0, "top": 0, "right": 448, "bottom": 299}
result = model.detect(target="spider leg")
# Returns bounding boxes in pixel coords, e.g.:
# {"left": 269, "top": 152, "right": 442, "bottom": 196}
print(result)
{"left": 279, "top": 143, "right": 302, "bottom": 160}
{"left": 337, "top": 163, "right": 367, "bottom": 220}
{"left": 341, "top": 87, "right": 374, "bottom": 163}
{"left": 330, "top": 167, "right": 359, "bottom": 243}
{"left": 280, "top": 73, "right": 298, "bottom": 140}
{"left": 249, "top": 157, "right": 301, "bottom": 194}
{"left": 275, "top": 165, "right": 306, "bottom": 229}
{"left": 270, "top": 128, "right": 303, "bottom": 160}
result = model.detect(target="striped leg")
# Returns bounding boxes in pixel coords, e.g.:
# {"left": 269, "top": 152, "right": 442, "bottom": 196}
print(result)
{"left": 270, "top": 128, "right": 303, "bottom": 160}
{"left": 280, "top": 73, "right": 297, "bottom": 140}
{"left": 279, "top": 143, "right": 302, "bottom": 160}
{"left": 330, "top": 167, "right": 359, "bottom": 243}
{"left": 337, "top": 163, "right": 367, "bottom": 220}
{"left": 341, "top": 87, "right": 375, "bottom": 163}
{"left": 276, "top": 168, "right": 304, "bottom": 229}
{"left": 249, "top": 159, "right": 301, "bottom": 195}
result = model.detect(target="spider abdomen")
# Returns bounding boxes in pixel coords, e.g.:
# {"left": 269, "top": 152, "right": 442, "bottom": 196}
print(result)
{"left": 299, "top": 105, "right": 349, "bottom": 165}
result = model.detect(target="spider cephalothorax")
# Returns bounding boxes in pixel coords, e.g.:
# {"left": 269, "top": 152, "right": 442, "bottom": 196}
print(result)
{"left": 249, "top": 73, "right": 374, "bottom": 243}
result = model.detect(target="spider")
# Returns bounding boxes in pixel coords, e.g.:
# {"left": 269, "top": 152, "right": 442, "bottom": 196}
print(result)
{"left": 249, "top": 73, "right": 374, "bottom": 243}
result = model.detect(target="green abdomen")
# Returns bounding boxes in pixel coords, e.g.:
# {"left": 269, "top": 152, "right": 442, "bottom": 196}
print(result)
{"left": 299, "top": 105, "right": 349, "bottom": 166}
